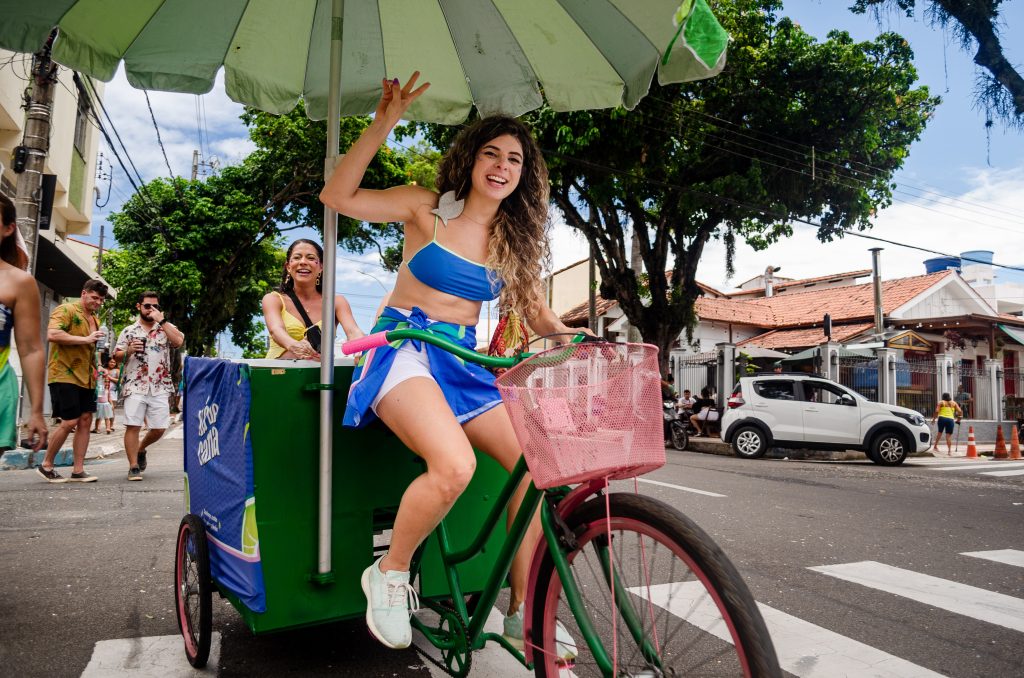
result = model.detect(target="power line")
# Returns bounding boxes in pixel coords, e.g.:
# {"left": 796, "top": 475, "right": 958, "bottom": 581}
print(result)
{"left": 144, "top": 90, "right": 176, "bottom": 179}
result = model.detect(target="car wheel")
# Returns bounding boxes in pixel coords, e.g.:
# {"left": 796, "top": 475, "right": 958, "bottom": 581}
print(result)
{"left": 669, "top": 421, "right": 688, "bottom": 450}
{"left": 870, "top": 431, "right": 908, "bottom": 466}
{"left": 732, "top": 426, "right": 767, "bottom": 459}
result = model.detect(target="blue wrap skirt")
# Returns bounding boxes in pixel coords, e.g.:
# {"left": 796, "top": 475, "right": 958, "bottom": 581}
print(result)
{"left": 343, "top": 306, "right": 502, "bottom": 428}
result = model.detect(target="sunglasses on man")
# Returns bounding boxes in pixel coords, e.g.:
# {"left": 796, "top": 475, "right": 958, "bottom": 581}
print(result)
{"left": 142, "top": 303, "right": 161, "bottom": 310}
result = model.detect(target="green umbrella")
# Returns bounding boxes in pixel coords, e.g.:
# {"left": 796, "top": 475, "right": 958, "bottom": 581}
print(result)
{"left": 1, "top": 0, "right": 727, "bottom": 123}
{"left": 0, "top": 0, "right": 727, "bottom": 578}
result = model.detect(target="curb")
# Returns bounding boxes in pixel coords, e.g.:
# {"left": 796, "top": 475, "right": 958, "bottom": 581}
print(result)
{"left": 0, "top": 442, "right": 122, "bottom": 471}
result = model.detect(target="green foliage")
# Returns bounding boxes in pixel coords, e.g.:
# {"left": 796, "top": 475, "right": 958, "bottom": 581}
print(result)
{"left": 242, "top": 104, "right": 412, "bottom": 263}
{"left": 850, "top": 0, "right": 1023, "bottom": 126}
{"left": 105, "top": 105, "right": 413, "bottom": 356}
{"left": 416, "top": 0, "right": 936, "bottom": 369}
{"left": 103, "top": 171, "right": 281, "bottom": 356}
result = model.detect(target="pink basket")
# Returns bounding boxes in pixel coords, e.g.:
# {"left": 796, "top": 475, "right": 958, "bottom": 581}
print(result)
{"left": 495, "top": 342, "right": 665, "bottom": 489}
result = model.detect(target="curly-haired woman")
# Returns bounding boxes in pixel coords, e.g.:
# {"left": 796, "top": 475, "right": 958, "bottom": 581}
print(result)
{"left": 262, "top": 238, "right": 364, "bottom": 360}
{"left": 320, "top": 73, "right": 584, "bottom": 654}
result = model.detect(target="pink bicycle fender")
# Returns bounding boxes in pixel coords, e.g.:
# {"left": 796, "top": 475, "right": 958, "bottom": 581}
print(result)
{"left": 342, "top": 332, "right": 389, "bottom": 355}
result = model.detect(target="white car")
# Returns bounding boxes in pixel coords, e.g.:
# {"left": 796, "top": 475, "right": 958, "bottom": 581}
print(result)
{"left": 721, "top": 374, "right": 931, "bottom": 465}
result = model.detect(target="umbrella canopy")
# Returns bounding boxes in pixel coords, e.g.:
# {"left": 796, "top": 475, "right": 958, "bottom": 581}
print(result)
{"left": 0, "top": 0, "right": 727, "bottom": 124}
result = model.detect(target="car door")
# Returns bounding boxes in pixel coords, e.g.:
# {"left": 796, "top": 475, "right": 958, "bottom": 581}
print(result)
{"left": 799, "top": 380, "right": 861, "bottom": 445}
{"left": 750, "top": 379, "right": 804, "bottom": 442}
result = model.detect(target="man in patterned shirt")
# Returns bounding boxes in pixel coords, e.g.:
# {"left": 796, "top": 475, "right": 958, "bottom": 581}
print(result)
{"left": 36, "top": 279, "right": 108, "bottom": 483}
{"left": 113, "top": 291, "right": 184, "bottom": 481}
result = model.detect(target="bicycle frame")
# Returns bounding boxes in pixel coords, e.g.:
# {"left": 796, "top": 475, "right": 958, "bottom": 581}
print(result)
{"left": 344, "top": 328, "right": 647, "bottom": 674}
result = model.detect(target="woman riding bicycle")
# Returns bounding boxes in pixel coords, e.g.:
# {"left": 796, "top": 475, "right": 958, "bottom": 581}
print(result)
{"left": 320, "top": 72, "right": 586, "bottom": 652}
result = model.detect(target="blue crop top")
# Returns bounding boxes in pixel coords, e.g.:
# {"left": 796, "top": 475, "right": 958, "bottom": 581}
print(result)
{"left": 405, "top": 216, "right": 503, "bottom": 301}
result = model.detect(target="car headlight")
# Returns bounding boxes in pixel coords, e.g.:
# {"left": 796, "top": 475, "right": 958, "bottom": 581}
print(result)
{"left": 891, "top": 410, "right": 925, "bottom": 427}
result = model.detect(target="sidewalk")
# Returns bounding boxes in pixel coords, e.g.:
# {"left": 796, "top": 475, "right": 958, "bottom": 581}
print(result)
{"left": 0, "top": 419, "right": 184, "bottom": 471}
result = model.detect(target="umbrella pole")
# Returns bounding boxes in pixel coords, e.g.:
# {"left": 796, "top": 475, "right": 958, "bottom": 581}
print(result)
{"left": 315, "top": 0, "right": 344, "bottom": 583}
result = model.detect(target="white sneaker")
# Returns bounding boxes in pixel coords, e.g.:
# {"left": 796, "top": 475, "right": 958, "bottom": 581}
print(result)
{"left": 360, "top": 555, "right": 419, "bottom": 649}
{"left": 503, "top": 602, "right": 577, "bottom": 660}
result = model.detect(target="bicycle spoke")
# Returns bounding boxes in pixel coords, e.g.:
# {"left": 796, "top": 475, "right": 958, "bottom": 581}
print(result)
{"left": 533, "top": 495, "right": 777, "bottom": 677}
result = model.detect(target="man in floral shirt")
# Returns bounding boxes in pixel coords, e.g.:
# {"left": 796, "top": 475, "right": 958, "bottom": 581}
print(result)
{"left": 36, "top": 279, "right": 108, "bottom": 483}
{"left": 113, "top": 291, "right": 184, "bottom": 481}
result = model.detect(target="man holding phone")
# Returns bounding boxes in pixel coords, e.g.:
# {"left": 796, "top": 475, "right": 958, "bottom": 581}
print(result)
{"left": 113, "top": 291, "right": 184, "bottom": 481}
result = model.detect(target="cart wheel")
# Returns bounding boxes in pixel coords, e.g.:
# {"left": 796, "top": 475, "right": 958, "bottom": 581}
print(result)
{"left": 175, "top": 514, "right": 212, "bottom": 668}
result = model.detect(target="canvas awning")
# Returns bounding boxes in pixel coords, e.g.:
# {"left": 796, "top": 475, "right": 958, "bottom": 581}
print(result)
{"left": 779, "top": 346, "right": 874, "bottom": 364}
{"left": 1000, "top": 324, "right": 1024, "bottom": 346}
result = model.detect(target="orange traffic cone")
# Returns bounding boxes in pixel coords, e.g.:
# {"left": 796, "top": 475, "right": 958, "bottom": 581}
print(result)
{"left": 994, "top": 426, "right": 1009, "bottom": 459}
{"left": 1010, "top": 426, "right": 1021, "bottom": 461}
{"left": 965, "top": 426, "right": 979, "bottom": 459}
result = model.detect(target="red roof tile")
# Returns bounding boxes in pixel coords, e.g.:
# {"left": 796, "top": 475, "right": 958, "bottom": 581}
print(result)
{"left": 728, "top": 269, "right": 872, "bottom": 297}
{"left": 744, "top": 271, "right": 951, "bottom": 328}
{"left": 738, "top": 323, "right": 875, "bottom": 349}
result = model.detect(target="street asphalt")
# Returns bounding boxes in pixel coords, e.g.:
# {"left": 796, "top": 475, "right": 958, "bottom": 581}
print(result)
{"left": 1, "top": 425, "right": 1022, "bottom": 677}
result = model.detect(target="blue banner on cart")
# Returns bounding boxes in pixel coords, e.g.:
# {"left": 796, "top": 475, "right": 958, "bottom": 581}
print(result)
{"left": 184, "top": 357, "right": 266, "bottom": 613}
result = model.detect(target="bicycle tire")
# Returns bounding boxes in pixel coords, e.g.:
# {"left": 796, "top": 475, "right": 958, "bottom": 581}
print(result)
{"left": 175, "top": 514, "right": 213, "bottom": 668}
{"left": 530, "top": 493, "right": 779, "bottom": 677}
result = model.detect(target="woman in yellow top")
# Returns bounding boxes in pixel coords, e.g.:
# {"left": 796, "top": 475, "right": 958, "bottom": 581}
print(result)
{"left": 261, "top": 239, "right": 364, "bottom": 360}
{"left": 931, "top": 392, "right": 963, "bottom": 455}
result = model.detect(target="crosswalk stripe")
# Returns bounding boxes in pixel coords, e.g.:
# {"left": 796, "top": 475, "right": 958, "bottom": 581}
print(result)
{"left": 810, "top": 561, "right": 1024, "bottom": 633}
{"left": 980, "top": 468, "right": 1024, "bottom": 477}
{"left": 81, "top": 633, "right": 220, "bottom": 677}
{"left": 962, "top": 549, "right": 1024, "bottom": 568}
{"left": 929, "top": 461, "right": 1024, "bottom": 471}
{"left": 633, "top": 582, "right": 945, "bottom": 677}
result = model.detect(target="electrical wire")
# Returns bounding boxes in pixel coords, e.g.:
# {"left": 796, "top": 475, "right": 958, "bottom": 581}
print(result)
{"left": 144, "top": 90, "right": 176, "bottom": 179}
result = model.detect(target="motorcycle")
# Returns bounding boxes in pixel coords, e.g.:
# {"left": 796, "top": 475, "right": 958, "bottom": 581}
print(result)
{"left": 664, "top": 401, "right": 689, "bottom": 451}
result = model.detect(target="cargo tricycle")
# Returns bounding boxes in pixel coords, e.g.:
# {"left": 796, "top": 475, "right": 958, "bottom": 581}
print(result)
{"left": 176, "top": 330, "right": 779, "bottom": 676}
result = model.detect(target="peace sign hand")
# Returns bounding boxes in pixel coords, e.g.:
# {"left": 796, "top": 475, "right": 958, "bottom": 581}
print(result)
{"left": 375, "top": 71, "right": 430, "bottom": 127}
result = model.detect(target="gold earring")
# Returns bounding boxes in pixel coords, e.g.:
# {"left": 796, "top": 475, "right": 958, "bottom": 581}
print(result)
{"left": 316, "top": 273, "right": 322, "bottom": 286}
{"left": 285, "top": 273, "right": 292, "bottom": 284}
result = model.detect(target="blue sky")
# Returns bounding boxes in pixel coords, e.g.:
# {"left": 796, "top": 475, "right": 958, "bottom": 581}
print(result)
{"left": 78, "top": 1, "right": 1023, "bottom": 354}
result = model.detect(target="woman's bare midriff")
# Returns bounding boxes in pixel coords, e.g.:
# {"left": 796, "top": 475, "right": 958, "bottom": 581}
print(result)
{"left": 387, "top": 265, "right": 484, "bottom": 327}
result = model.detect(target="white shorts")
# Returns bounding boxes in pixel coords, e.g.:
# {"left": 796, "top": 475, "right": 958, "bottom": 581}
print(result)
{"left": 697, "top": 408, "right": 719, "bottom": 421}
{"left": 370, "top": 342, "right": 433, "bottom": 413}
{"left": 123, "top": 393, "right": 171, "bottom": 429}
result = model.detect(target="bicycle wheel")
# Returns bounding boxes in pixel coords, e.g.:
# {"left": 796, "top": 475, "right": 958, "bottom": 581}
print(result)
{"left": 669, "top": 420, "right": 689, "bottom": 450}
{"left": 175, "top": 514, "right": 212, "bottom": 668}
{"left": 530, "top": 493, "right": 779, "bottom": 677}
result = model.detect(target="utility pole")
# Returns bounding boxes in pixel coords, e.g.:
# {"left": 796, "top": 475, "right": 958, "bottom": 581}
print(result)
{"left": 14, "top": 31, "right": 58, "bottom": 273}
{"left": 191, "top": 149, "right": 199, "bottom": 181}
{"left": 870, "top": 247, "right": 884, "bottom": 335}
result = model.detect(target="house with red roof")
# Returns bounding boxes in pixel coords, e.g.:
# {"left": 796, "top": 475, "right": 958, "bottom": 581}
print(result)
{"left": 555, "top": 261, "right": 1024, "bottom": 419}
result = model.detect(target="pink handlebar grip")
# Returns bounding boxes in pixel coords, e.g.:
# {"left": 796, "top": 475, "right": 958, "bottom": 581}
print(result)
{"left": 342, "top": 331, "right": 389, "bottom": 355}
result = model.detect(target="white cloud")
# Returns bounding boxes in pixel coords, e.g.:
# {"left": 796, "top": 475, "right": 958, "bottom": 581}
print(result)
{"left": 544, "top": 166, "right": 1024, "bottom": 292}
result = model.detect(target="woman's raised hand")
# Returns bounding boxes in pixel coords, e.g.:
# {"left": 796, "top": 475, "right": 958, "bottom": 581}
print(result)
{"left": 375, "top": 71, "right": 430, "bottom": 127}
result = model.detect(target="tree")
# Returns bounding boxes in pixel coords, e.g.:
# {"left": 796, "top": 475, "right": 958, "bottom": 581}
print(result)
{"left": 419, "top": 0, "right": 937, "bottom": 371}
{"left": 104, "top": 105, "right": 411, "bottom": 356}
{"left": 103, "top": 169, "right": 283, "bottom": 357}
{"left": 851, "top": 0, "right": 1024, "bottom": 126}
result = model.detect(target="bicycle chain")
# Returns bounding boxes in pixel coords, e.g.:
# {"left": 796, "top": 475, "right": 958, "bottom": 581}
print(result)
{"left": 413, "top": 603, "right": 472, "bottom": 678}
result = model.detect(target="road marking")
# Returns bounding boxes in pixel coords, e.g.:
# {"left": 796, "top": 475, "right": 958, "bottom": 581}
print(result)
{"left": 633, "top": 582, "right": 944, "bottom": 677}
{"left": 962, "top": 549, "right": 1024, "bottom": 568}
{"left": 81, "top": 632, "right": 220, "bottom": 676}
{"left": 810, "top": 561, "right": 1024, "bottom": 633}
{"left": 929, "top": 461, "right": 1024, "bottom": 471}
{"left": 635, "top": 477, "right": 727, "bottom": 497}
{"left": 980, "top": 468, "right": 1024, "bottom": 477}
